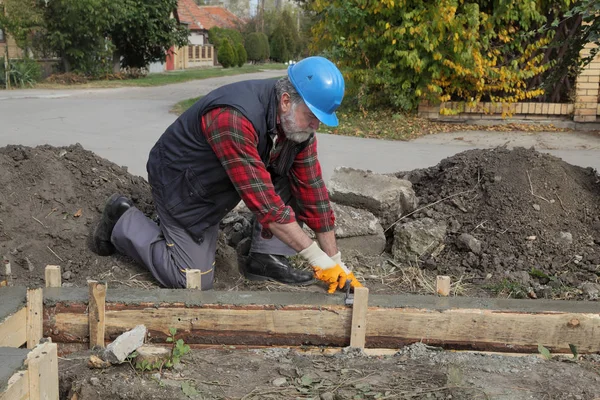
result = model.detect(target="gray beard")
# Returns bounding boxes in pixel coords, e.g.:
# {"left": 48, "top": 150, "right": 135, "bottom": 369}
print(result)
{"left": 286, "top": 131, "right": 313, "bottom": 143}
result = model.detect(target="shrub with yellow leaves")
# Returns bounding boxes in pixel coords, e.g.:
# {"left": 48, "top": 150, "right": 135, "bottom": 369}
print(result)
{"left": 307, "top": 0, "right": 571, "bottom": 111}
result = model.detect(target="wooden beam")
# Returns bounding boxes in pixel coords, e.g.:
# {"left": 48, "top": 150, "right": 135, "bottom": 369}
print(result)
{"left": 25, "top": 341, "right": 59, "bottom": 400}
{"left": 45, "top": 265, "right": 61, "bottom": 288}
{"left": 349, "top": 287, "right": 369, "bottom": 349}
{"left": 27, "top": 288, "right": 43, "bottom": 349}
{"left": 436, "top": 276, "right": 451, "bottom": 296}
{"left": 0, "top": 370, "right": 28, "bottom": 400}
{"left": 42, "top": 297, "right": 600, "bottom": 353}
{"left": 88, "top": 281, "right": 107, "bottom": 348}
{"left": 186, "top": 269, "right": 202, "bottom": 289}
{"left": 0, "top": 307, "right": 27, "bottom": 347}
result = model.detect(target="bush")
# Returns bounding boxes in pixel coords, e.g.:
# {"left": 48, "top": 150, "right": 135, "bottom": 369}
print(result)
{"left": 245, "top": 32, "right": 269, "bottom": 63}
{"left": 217, "top": 39, "right": 235, "bottom": 68}
{"left": 236, "top": 43, "right": 247, "bottom": 67}
{"left": 0, "top": 58, "right": 43, "bottom": 88}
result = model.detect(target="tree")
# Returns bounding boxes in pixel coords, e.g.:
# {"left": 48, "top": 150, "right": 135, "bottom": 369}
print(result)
{"left": 279, "top": 10, "right": 298, "bottom": 58}
{"left": 40, "top": 0, "right": 120, "bottom": 74}
{"left": 245, "top": 32, "right": 268, "bottom": 63}
{"left": 110, "top": 0, "right": 189, "bottom": 69}
{"left": 235, "top": 42, "right": 247, "bottom": 67}
{"left": 217, "top": 38, "right": 235, "bottom": 68}
{"left": 269, "top": 23, "right": 288, "bottom": 62}
{"left": 0, "top": 0, "right": 43, "bottom": 87}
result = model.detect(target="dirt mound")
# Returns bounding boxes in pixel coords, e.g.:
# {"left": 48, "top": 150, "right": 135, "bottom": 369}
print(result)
{"left": 0, "top": 144, "right": 154, "bottom": 287}
{"left": 399, "top": 147, "right": 600, "bottom": 297}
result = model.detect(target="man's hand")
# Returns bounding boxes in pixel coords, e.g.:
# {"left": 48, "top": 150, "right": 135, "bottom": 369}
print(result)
{"left": 331, "top": 252, "right": 362, "bottom": 290}
{"left": 299, "top": 242, "right": 361, "bottom": 293}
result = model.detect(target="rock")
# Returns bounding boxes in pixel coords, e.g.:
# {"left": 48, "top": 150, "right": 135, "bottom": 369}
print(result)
{"left": 89, "top": 377, "right": 100, "bottom": 386}
{"left": 392, "top": 218, "right": 447, "bottom": 262}
{"left": 532, "top": 204, "right": 541, "bottom": 211}
{"left": 272, "top": 377, "right": 287, "bottom": 387}
{"left": 581, "top": 282, "right": 600, "bottom": 300}
{"left": 328, "top": 167, "right": 418, "bottom": 228}
{"left": 556, "top": 232, "right": 573, "bottom": 247}
{"left": 104, "top": 325, "right": 147, "bottom": 364}
{"left": 456, "top": 233, "right": 481, "bottom": 254}
{"left": 320, "top": 393, "right": 335, "bottom": 400}
{"left": 62, "top": 271, "right": 72, "bottom": 280}
{"left": 303, "top": 203, "right": 385, "bottom": 256}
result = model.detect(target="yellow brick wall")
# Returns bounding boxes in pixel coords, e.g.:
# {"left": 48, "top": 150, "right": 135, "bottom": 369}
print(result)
{"left": 0, "top": 34, "right": 25, "bottom": 59}
{"left": 573, "top": 43, "right": 600, "bottom": 122}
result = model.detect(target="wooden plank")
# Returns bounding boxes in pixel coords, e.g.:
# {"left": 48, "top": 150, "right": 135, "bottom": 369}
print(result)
{"left": 436, "top": 276, "right": 451, "bottom": 296}
{"left": 88, "top": 281, "right": 107, "bottom": 348}
{"left": 349, "top": 287, "right": 369, "bottom": 349}
{"left": 26, "top": 342, "right": 59, "bottom": 400}
{"left": 45, "top": 302, "right": 600, "bottom": 353}
{"left": 186, "top": 270, "right": 202, "bottom": 290}
{"left": 0, "top": 370, "right": 29, "bottom": 400}
{"left": 27, "top": 288, "right": 43, "bottom": 349}
{"left": 0, "top": 307, "right": 27, "bottom": 347}
{"left": 45, "top": 265, "right": 61, "bottom": 288}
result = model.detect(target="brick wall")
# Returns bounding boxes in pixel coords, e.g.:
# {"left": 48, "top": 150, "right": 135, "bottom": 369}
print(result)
{"left": 0, "top": 34, "right": 25, "bottom": 59}
{"left": 573, "top": 43, "right": 600, "bottom": 122}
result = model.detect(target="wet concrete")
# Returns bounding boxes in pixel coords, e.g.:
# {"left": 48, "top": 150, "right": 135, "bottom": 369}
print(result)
{"left": 0, "top": 347, "right": 28, "bottom": 392}
{"left": 43, "top": 287, "right": 600, "bottom": 313}
{"left": 0, "top": 287, "right": 27, "bottom": 322}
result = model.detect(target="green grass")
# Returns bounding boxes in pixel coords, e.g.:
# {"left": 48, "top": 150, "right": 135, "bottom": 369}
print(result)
{"left": 37, "top": 64, "right": 288, "bottom": 89}
{"left": 171, "top": 96, "right": 203, "bottom": 115}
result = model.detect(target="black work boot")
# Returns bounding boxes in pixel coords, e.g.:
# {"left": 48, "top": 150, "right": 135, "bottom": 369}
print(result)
{"left": 92, "top": 193, "right": 133, "bottom": 256}
{"left": 244, "top": 253, "right": 314, "bottom": 285}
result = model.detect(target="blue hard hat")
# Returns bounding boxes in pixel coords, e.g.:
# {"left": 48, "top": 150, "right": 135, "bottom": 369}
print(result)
{"left": 287, "top": 56, "right": 345, "bottom": 127}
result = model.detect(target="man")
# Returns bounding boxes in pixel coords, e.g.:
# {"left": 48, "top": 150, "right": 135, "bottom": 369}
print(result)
{"left": 92, "top": 56, "right": 362, "bottom": 294}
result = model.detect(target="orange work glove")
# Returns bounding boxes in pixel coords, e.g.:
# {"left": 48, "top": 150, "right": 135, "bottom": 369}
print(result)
{"left": 331, "top": 252, "right": 362, "bottom": 291}
{"left": 299, "top": 242, "right": 362, "bottom": 293}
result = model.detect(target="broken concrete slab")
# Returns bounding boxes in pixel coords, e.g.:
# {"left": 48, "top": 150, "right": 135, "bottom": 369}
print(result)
{"left": 392, "top": 218, "right": 447, "bottom": 262}
{"left": 104, "top": 324, "right": 147, "bottom": 364}
{"left": 304, "top": 203, "right": 386, "bottom": 256}
{"left": 328, "top": 167, "right": 418, "bottom": 228}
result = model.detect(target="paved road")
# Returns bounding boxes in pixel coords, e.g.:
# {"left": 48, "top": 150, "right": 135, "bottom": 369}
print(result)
{"left": 1, "top": 70, "right": 599, "bottom": 184}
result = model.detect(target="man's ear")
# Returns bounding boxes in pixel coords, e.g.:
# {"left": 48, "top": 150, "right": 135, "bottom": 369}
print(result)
{"left": 280, "top": 92, "right": 292, "bottom": 113}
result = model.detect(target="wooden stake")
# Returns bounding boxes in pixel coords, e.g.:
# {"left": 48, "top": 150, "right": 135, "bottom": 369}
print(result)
{"left": 26, "top": 341, "right": 59, "bottom": 400}
{"left": 45, "top": 265, "right": 62, "bottom": 288}
{"left": 349, "top": 287, "right": 369, "bottom": 349}
{"left": 88, "top": 281, "right": 107, "bottom": 349}
{"left": 186, "top": 269, "right": 202, "bottom": 290}
{"left": 1, "top": 256, "right": 12, "bottom": 287}
{"left": 436, "top": 276, "right": 451, "bottom": 296}
{"left": 26, "top": 288, "right": 43, "bottom": 349}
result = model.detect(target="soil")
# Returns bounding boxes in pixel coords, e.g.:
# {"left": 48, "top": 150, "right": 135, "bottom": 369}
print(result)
{"left": 58, "top": 344, "right": 600, "bottom": 400}
{"left": 397, "top": 147, "right": 600, "bottom": 300}
{"left": 1, "top": 144, "right": 599, "bottom": 298}
{"left": 1, "top": 144, "right": 599, "bottom": 399}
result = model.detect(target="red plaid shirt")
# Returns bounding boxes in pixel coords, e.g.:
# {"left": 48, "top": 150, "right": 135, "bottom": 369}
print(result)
{"left": 201, "top": 107, "right": 335, "bottom": 233}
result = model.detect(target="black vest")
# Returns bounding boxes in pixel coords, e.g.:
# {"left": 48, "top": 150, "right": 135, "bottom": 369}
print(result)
{"left": 147, "top": 79, "right": 279, "bottom": 241}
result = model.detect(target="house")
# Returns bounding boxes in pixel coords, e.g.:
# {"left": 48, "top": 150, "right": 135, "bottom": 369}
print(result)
{"left": 163, "top": 0, "right": 244, "bottom": 71}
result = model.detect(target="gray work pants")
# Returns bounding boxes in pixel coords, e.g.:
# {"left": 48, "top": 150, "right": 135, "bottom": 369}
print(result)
{"left": 111, "top": 174, "right": 297, "bottom": 289}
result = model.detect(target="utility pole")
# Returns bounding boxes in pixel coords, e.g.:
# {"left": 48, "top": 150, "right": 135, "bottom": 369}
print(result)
{"left": 2, "top": 4, "right": 9, "bottom": 90}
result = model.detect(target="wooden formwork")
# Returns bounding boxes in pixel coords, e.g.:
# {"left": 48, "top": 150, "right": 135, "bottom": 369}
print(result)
{"left": 0, "top": 287, "right": 58, "bottom": 400}
{"left": 39, "top": 283, "right": 600, "bottom": 354}
{"left": 0, "top": 342, "right": 59, "bottom": 400}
